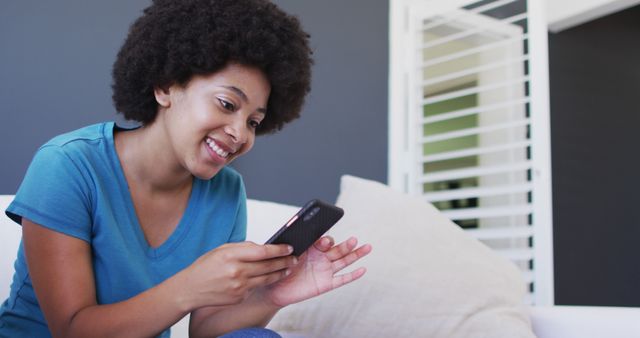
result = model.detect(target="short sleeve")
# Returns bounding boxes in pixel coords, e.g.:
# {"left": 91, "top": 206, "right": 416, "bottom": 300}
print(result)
{"left": 228, "top": 176, "right": 247, "bottom": 243}
{"left": 6, "top": 145, "right": 93, "bottom": 242}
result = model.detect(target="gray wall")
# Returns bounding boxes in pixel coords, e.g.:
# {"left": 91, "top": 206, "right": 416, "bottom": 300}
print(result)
{"left": 549, "top": 5, "right": 640, "bottom": 306}
{"left": 0, "top": 0, "right": 141, "bottom": 192}
{"left": 0, "top": 0, "right": 389, "bottom": 205}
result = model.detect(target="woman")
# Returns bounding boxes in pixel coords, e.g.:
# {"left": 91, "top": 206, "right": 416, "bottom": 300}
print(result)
{"left": 0, "top": 0, "right": 371, "bottom": 337}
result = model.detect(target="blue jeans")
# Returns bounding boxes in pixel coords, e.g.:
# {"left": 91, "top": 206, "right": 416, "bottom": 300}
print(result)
{"left": 218, "top": 327, "right": 282, "bottom": 338}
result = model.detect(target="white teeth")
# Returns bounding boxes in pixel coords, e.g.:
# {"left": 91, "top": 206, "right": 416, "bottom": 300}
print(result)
{"left": 206, "top": 139, "right": 229, "bottom": 158}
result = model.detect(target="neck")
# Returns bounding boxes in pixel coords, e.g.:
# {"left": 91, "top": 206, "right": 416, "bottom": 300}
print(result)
{"left": 115, "top": 118, "right": 192, "bottom": 193}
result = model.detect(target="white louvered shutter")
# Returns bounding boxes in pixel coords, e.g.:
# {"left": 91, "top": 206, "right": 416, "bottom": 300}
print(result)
{"left": 389, "top": 0, "right": 553, "bottom": 305}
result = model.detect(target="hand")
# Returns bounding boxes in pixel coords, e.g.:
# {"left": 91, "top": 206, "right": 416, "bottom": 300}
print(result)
{"left": 178, "top": 242, "right": 297, "bottom": 310}
{"left": 264, "top": 236, "right": 372, "bottom": 307}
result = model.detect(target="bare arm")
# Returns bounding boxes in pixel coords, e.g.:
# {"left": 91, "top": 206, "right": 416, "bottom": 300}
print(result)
{"left": 22, "top": 219, "right": 295, "bottom": 338}
{"left": 188, "top": 236, "right": 372, "bottom": 337}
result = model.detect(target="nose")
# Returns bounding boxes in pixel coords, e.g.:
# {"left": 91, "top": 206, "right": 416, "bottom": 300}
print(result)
{"left": 224, "top": 120, "right": 247, "bottom": 144}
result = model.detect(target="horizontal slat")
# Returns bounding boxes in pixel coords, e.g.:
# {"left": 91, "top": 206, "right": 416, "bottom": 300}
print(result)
{"left": 422, "top": 97, "right": 530, "bottom": 124}
{"left": 494, "top": 248, "right": 534, "bottom": 261}
{"left": 424, "top": 183, "right": 533, "bottom": 202}
{"left": 422, "top": 140, "right": 531, "bottom": 163}
{"left": 420, "top": 34, "right": 529, "bottom": 69}
{"left": 420, "top": 161, "right": 532, "bottom": 183}
{"left": 504, "top": 12, "right": 528, "bottom": 24}
{"left": 422, "top": 118, "right": 530, "bottom": 143}
{"left": 441, "top": 204, "right": 533, "bottom": 220}
{"left": 465, "top": 226, "right": 534, "bottom": 240}
{"left": 422, "top": 54, "right": 529, "bottom": 87}
{"left": 422, "top": 76, "right": 529, "bottom": 105}
{"left": 421, "top": 0, "right": 521, "bottom": 32}
{"left": 420, "top": 13, "right": 529, "bottom": 50}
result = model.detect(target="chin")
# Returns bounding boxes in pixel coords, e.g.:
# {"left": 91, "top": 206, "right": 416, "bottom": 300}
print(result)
{"left": 192, "top": 166, "right": 224, "bottom": 180}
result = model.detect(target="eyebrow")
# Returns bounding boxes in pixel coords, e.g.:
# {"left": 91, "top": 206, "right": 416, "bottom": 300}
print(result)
{"left": 222, "top": 85, "right": 267, "bottom": 114}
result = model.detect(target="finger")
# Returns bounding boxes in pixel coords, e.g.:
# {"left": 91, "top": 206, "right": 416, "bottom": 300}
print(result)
{"left": 312, "top": 236, "right": 334, "bottom": 252}
{"left": 325, "top": 237, "right": 358, "bottom": 261}
{"left": 227, "top": 242, "right": 293, "bottom": 262}
{"left": 332, "top": 267, "right": 367, "bottom": 289}
{"left": 332, "top": 244, "right": 372, "bottom": 273}
{"left": 245, "top": 255, "right": 298, "bottom": 278}
{"left": 249, "top": 267, "right": 292, "bottom": 288}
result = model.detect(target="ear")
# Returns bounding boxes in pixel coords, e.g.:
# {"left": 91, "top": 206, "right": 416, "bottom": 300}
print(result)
{"left": 154, "top": 86, "right": 172, "bottom": 108}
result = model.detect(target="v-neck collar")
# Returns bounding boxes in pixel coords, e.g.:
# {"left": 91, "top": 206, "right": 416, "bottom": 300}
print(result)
{"left": 105, "top": 122, "right": 200, "bottom": 259}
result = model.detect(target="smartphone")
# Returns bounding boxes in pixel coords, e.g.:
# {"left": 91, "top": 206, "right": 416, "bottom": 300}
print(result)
{"left": 264, "top": 199, "right": 344, "bottom": 256}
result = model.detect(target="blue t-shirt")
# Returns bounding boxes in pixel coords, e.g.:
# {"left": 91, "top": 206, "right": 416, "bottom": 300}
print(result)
{"left": 0, "top": 122, "right": 247, "bottom": 338}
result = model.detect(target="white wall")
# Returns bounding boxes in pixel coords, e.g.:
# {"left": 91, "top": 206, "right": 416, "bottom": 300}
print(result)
{"left": 546, "top": 0, "right": 640, "bottom": 32}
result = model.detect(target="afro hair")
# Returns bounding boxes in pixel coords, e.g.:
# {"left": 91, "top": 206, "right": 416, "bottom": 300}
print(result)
{"left": 111, "top": 0, "right": 313, "bottom": 135}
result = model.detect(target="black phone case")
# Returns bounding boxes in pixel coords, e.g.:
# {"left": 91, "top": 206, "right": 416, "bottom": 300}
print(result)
{"left": 264, "top": 199, "right": 344, "bottom": 256}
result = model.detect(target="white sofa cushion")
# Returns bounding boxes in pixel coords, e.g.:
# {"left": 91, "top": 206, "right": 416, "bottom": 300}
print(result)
{"left": 531, "top": 305, "right": 640, "bottom": 338}
{"left": 0, "top": 195, "right": 21, "bottom": 301}
{"left": 267, "top": 175, "right": 535, "bottom": 338}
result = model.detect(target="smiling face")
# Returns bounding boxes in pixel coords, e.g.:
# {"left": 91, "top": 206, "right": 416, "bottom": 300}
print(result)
{"left": 154, "top": 63, "right": 270, "bottom": 180}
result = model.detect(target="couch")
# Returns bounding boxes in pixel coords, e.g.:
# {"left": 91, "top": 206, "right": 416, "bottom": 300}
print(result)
{"left": 1, "top": 176, "right": 639, "bottom": 337}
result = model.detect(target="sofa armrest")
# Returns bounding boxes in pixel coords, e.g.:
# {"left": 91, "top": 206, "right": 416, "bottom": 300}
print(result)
{"left": 531, "top": 305, "right": 640, "bottom": 338}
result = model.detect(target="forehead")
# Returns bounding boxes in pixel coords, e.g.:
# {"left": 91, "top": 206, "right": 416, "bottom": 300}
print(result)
{"left": 189, "top": 64, "right": 271, "bottom": 102}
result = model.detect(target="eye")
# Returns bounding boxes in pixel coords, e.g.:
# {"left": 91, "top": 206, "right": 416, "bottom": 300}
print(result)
{"left": 217, "top": 98, "right": 235, "bottom": 112}
{"left": 248, "top": 119, "right": 261, "bottom": 129}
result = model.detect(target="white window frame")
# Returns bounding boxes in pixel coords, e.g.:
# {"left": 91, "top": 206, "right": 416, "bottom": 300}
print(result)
{"left": 388, "top": 0, "right": 555, "bottom": 306}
